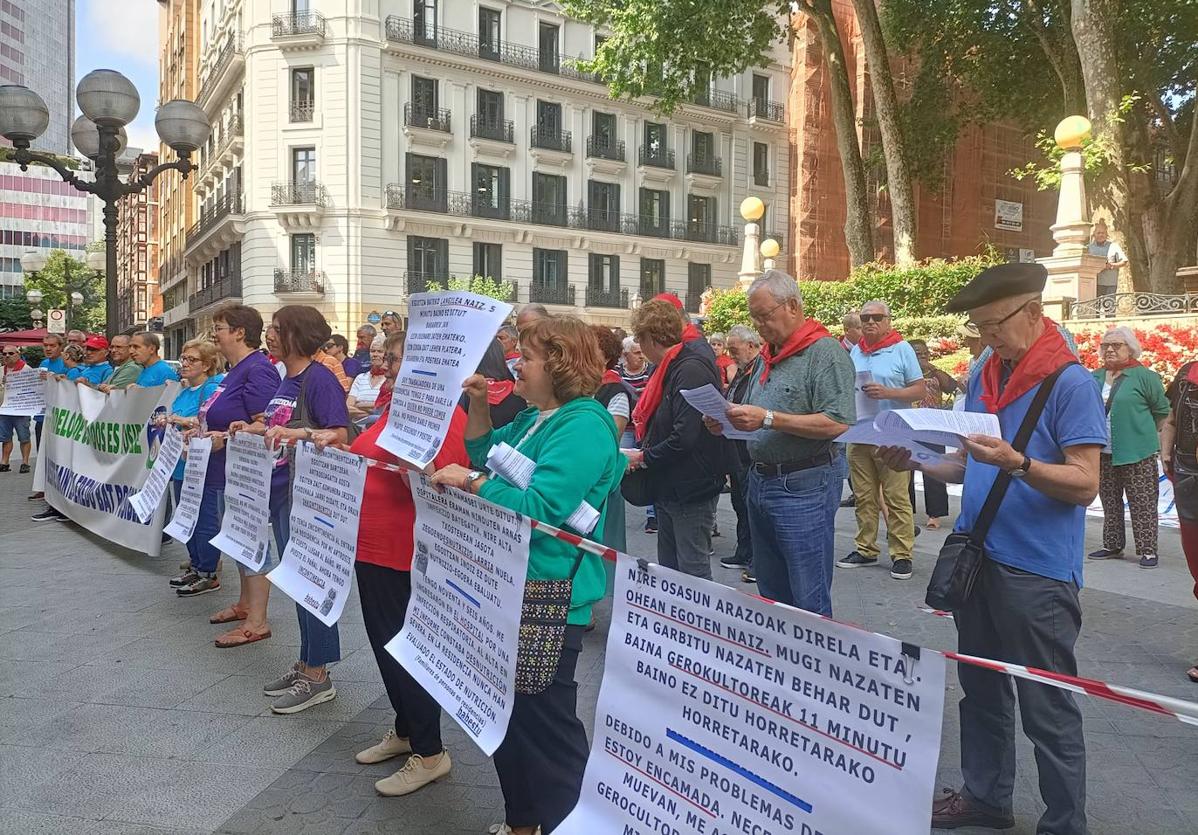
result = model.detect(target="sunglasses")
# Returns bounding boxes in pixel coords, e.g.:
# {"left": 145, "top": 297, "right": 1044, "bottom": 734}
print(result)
{"left": 2, "top": 351, "right": 19, "bottom": 357}
{"left": 860, "top": 313, "right": 889, "bottom": 323}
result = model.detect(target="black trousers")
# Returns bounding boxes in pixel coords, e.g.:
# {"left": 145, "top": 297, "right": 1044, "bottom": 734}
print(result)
{"left": 355, "top": 561, "right": 443, "bottom": 756}
{"left": 493, "top": 624, "right": 589, "bottom": 832}
{"left": 956, "top": 560, "right": 1087, "bottom": 835}
{"left": 909, "top": 444, "right": 950, "bottom": 519}
{"left": 729, "top": 452, "right": 753, "bottom": 566}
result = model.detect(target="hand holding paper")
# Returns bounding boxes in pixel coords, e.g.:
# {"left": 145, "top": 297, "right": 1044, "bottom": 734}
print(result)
{"left": 679, "top": 384, "right": 758, "bottom": 440}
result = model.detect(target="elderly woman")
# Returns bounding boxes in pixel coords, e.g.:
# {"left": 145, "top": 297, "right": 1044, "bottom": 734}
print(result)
{"left": 708, "top": 332, "right": 737, "bottom": 390}
{"left": 431, "top": 317, "right": 622, "bottom": 835}
{"left": 1161, "top": 360, "right": 1198, "bottom": 681}
{"left": 626, "top": 299, "right": 726, "bottom": 579}
{"left": 347, "top": 334, "right": 387, "bottom": 423}
{"left": 1088, "top": 327, "right": 1170, "bottom": 567}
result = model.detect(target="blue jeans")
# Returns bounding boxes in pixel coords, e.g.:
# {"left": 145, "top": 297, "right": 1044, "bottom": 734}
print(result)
{"left": 747, "top": 454, "right": 844, "bottom": 616}
{"left": 174, "top": 481, "right": 223, "bottom": 573}
{"left": 272, "top": 497, "right": 340, "bottom": 667}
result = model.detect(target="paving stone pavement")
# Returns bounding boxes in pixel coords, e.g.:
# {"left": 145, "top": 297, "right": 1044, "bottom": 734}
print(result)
{"left": 1, "top": 468, "right": 1196, "bottom": 834}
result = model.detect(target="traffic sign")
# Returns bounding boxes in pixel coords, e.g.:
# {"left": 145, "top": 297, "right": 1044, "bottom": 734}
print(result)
{"left": 47, "top": 309, "right": 66, "bottom": 334}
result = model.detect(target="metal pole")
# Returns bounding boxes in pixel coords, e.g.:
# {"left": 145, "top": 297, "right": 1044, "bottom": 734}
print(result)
{"left": 104, "top": 201, "right": 118, "bottom": 339}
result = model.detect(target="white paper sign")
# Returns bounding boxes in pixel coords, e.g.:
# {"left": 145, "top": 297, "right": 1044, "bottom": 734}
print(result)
{"left": 0, "top": 366, "right": 46, "bottom": 416}
{"left": 854, "top": 370, "right": 878, "bottom": 422}
{"left": 837, "top": 420, "right": 952, "bottom": 467}
{"left": 378, "top": 291, "right": 512, "bottom": 467}
{"left": 268, "top": 442, "right": 367, "bottom": 626}
{"left": 387, "top": 475, "right": 530, "bottom": 755}
{"left": 210, "top": 433, "right": 274, "bottom": 571}
{"left": 680, "top": 384, "right": 758, "bottom": 440}
{"left": 127, "top": 426, "right": 185, "bottom": 523}
{"left": 558, "top": 555, "right": 946, "bottom": 834}
{"left": 874, "top": 408, "right": 1000, "bottom": 448}
{"left": 165, "top": 436, "right": 213, "bottom": 543}
{"left": 995, "top": 198, "right": 1023, "bottom": 231}
{"left": 484, "top": 441, "right": 601, "bottom": 533}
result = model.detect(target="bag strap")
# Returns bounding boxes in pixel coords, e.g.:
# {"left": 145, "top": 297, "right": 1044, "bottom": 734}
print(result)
{"left": 967, "top": 361, "right": 1075, "bottom": 547}
{"left": 1104, "top": 373, "right": 1127, "bottom": 415}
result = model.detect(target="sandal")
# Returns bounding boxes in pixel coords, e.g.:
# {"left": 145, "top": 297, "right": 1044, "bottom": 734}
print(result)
{"left": 209, "top": 605, "right": 248, "bottom": 624}
{"left": 19, "top": 463, "right": 30, "bottom": 474}
{"left": 0, "top": 464, "right": 10, "bottom": 472}
{"left": 1187, "top": 665, "right": 1198, "bottom": 684}
{"left": 215, "top": 627, "right": 271, "bottom": 648}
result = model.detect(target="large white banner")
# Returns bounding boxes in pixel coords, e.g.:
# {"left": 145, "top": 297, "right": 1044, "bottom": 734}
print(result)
{"left": 40, "top": 379, "right": 179, "bottom": 555}
{"left": 0, "top": 366, "right": 46, "bottom": 416}
{"left": 164, "top": 436, "right": 213, "bottom": 543}
{"left": 269, "top": 442, "right": 367, "bottom": 626}
{"left": 387, "top": 476, "right": 529, "bottom": 755}
{"left": 377, "top": 291, "right": 512, "bottom": 468}
{"left": 210, "top": 433, "right": 274, "bottom": 571}
{"left": 128, "top": 426, "right": 184, "bottom": 523}
{"left": 558, "top": 554, "right": 946, "bottom": 834}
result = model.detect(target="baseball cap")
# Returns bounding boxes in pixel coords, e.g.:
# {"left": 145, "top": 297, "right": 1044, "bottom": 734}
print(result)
{"left": 84, "top": 335, "right": 110, "bottom": 350}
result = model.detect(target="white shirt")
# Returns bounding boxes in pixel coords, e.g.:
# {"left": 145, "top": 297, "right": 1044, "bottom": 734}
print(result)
{"left": 606, "top": 391, "right": 630, "bottom": 420}
{"left": 349, "top": 371, "right": 385, "bottom": 405}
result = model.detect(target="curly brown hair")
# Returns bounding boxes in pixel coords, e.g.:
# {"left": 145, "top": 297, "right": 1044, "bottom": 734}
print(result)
{"left": 630, "top": 299, "right": 683, "bottom": 349}
{"left": 521, "top": 317, "right": 604, "bottom": 401}
{"left": 590, "top": 324, "right": 623, "bottom": 370}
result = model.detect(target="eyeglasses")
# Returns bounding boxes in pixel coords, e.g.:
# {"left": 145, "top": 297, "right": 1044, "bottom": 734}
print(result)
{"left": 383, "top": 353, "right": 402, "bottom": 364}
{"left": 212, "top": 324, "right": 230, "bottom": 334}
{"left": 1101, "top": 342, "right": 1128, "bottom": 352}
{"left": 749, "top": 301, "right": 787, "bottom": 325}
{"left": 322, "top": 343, "right": 334, "bottom": 351}
{"left": 968, "top": 299, "right": 1034, "bottom": 335}
{"left": 179, "top": 355, "right": 202, "bottom": 364}
{"left": 860, "top": 313, "right": 889, "bottom": 323}
{"left": 2, "top": 351, "right": 19, "bottom": 357}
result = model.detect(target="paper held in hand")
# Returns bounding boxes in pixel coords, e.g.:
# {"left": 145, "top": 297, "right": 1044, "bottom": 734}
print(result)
{"left": 485, "top": 441, "right": 600, "bottom": 534}
{"left": 836, "top": 421, "right": 952, "bottom": 467}
{"left": 873, "top": 408, "right": 1000, "bottom": 448}
{"left": 679, "top": 384, "right": 758, "bottom": 440}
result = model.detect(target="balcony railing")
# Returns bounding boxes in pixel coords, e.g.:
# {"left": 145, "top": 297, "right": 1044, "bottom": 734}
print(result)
{"left": 272, "top": 11, "right": 326, "bottom": 38}
{"left": 198, "top": 36, "right": 243, "bottom": 103}
{"left": 691, "top": 89, "right": 740, "bottom": 114}
{"left": 274, "top": 269, "right": 325, "bottom": 294}
{"left": 586, "top": 136, "right": 625, "bottom": 162}
{"left": 404, "top": 271, "right": 449, "bottom": 295}
{"left": 1067, "top": 292, "right": 1198, "bottom": 320}
{"left": 764, "top": 230, "right": 787, "bottom": 252}
{"left": 199, "top": 114, "right": 243, "bottom": 176}
{"left": 754, "top": 168, "right": 770, "bottom": 187}
{"left": 531, "top": 126, "right": 572, "bottom": 153}
{"left": 687, "top": 153, "right": 723, "bottom": 177}
{"left": 405, "top": 103, "right": 452, "bottom": 133}
{"left": 290, "top": 100, "right": 314, "bottom": 123}
{"left": 586, "top": 286, "right": 628, "bottom": 309}
{"left": 188, "top": 191, "right": 243, "bottom": 240}
{"left": 749, "top": 98, "right": 785, "bottom": 122}
{"left": 188, "top": 273, "right": 242, "bottom": 311}
{"left": 638, "top": 145, "right": 675, "bottom": 169}
{"left": 470, "top": 114, "right": 514, "bottom": 143}
{"left": 271, "top": 181, "right": 328, "bottom": 207}
{"left": 530, "top": 283, "right": 575, "bottom": 306}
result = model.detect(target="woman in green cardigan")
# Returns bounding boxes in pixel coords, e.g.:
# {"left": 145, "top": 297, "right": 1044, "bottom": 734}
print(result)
{"left": 432, "top": 316, "right": 622, "bottom": 835}
{"left": 1088, "top": 327, "right": 1171, "bottom": 567}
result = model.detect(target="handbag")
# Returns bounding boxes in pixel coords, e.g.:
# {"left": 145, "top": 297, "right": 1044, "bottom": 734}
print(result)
{"left": 620, "top": 467, "right": 654, "bottom": 506}
{"left": 925, "top": 363, "right": 1073, "bottom": 610}
{"left": 515, "top": 549, "right": 586, "bottom": 695}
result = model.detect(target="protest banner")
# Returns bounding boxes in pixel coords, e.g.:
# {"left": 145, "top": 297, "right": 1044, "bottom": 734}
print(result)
{"left": 40, "top": 378, "right": 179, "bottom": 555}
{"left": 268, "top": 442, "right": 367, "bottom": 626}
{"left": 558, "top": 554, "right": 946, "bottom": 835}
{"left": 210, "top": 433, "right": 274, "bottom": 571}
{"left": 164, "top": 436, "right": 212, "bottom": 543}
{"left": 127, "top": 426, "right": 184, "bottom": 523}
{"left": 377, "top": 291, "right": 512, "bottom": 468}
{"left": 0, "top": 366, "right": 46, "bottom": 416}
{"left": 386, "top": 475, "right": 529, "bottom": 755}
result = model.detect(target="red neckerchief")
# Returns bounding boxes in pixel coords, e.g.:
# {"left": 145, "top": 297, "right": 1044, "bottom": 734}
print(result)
{"left": 600, "top": 369, "right": 622, "bottom": 386}
{"left": 857, "top": 330, "right": 904, "bottom": 356}
{"left": 979, "top": 317, "right": 1076, "bottom": 413}
{"left": 759, "top": 319, "right": 832, "bottom": 383}
{"left": 369, "top": 364, "right": 385, "bottom": 376}
{"left": 504, "top": 351, "right": 521, "bottom": 361}
{"left": 1108, "top": 358, "right": 1140, "bottom": 371}
{"left": 486, "top": 378, "right": 515, "bottom": 405}
{"left": 375, "top": 382, "right": 393, "bottom": 409}
{"left": 1188, "top": 362, "right": 1198, "bottom": 386}
{"left": 632, "top": 342, "right": 685, "bottom": 440}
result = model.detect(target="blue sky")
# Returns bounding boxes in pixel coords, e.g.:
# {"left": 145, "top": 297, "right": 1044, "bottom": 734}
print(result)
{"left": 74, "top": 0, "right": 161, "bottom": 153}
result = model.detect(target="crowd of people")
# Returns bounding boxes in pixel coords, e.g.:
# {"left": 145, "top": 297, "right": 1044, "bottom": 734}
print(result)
{"left": 4, "top": 261, "right": 1198, "bottom": 835}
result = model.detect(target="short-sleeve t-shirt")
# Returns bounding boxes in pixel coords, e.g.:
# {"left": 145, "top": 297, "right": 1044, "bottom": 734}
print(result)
{"left": 263, "top": 361, "right": 350, "bottom": 503}
{"left": 850, "top": 340, "right": 923, "bottom": 412}
{"left": 137, "top": 360, "right": 179, "bottom": 387}
{"left": 199, "top": 351, "right": 280, "bottom": 488}
{"left": 170, "top": 375, "right": 223, "bottom": 480}
{"left": 39, "top": 357, "right": 68, "bottom": 375}
{"left": 954, "top": 363, "right": 1107, "bottom": 585}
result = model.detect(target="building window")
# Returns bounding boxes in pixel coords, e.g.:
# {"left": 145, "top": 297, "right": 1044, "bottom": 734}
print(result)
{"left": 589, "top": 253, "right": 619, "bottom": 292}
{"left": 476, "top": 88, "right": 505, "bottom": 138}
{"left": 587, "top": 180, "right": 621, "bottom": 232}
{"left": 687, "top": 194, "right": 717, "bottom": 241}
{"left": 752, "top": 73, "right": 770, "bottom": 116}
{"left": 640, "top": 259, "right": 665, "bottom": 297}
{"left": 474, "top": 242, "right": 502, "bottom": 281}
{"left": 292, "top": 146, "right": 316, "bottom": 184}
{"left": 291, "top": 233, "right": 315, "bottom": 274}
{"left": 691, "top": 130, "right": 715, "bottom": 161}
{"left": 533, "top": 248, "right": 567, "bottom": 288}
{"left": 479, "top": 7, "right": 501, "bottom": 60}
{"left": 753, "top": 142, "right": 769, "bottom": 186}
{"left": 534, "top": 99, "right": 563, "bottom": 146}
{"left": 592, "top": 111, "right": 616, "bottom": 146}
{"left": 472, "top": 163, "right": 510, "bottom": 219}
{"left": 693, "top": 62, "right": 712, "bottom": 105}
{"left": 532, "top": 172, "right": 567, "bottom": 226}
{"left": 638, "top": 187, "right": 670, "bottom": 237}
{"left": 538, "top": 22, "right": 559, "bottom": 73}
{"left": 408, "top": 236, "right": 448, "bottom": 285}
{"left": 644, "top": 121, "right": 667, "bottom": 154}
{"left": 687, "top": 263, "right": 711, "bottom": 312}
{"left": 414, "top": 0, "right": 437, "bottom": 45}
{"left": 406, "top": 153, "right": 447, "bottom": 211}
{"left": 412, "top": 75, "right": 438, "bottom": 118}
{"left": 290, "top": 67, "right": 314, "bottom": 122}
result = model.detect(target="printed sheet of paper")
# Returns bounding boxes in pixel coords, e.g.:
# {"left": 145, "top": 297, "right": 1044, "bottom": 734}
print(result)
{"left": 854, "top": 370, "right": 879, "bottom": 422}
{"left": 874, "top": 408, "right": 1000, "bottom": 448}
{"left": 127, "top": 426, "right": 184, "bottom": 523}
{"left": 210, "top": 433, "right": 274, "bottom": 571}
{"left": 0, "top": 366, "right": 46, "bottom": 416}
{"left": 164, "top": 436, "right": 212, "bottom": 543}
{"left": 387, "top": 475, "right": 530, "bottom": 755}
{"left": 268, "top": 442, "right": 367, "bottom": 627}
{"left": 484, "top": 442, "right": 601, "bottom": 534}
{"left": 557, "top": 554, "right": 947, "bottom": 834}
{"left": 836, "top": 420, "right": 952, "bottom": 467}
{"left": 378, "top": 291, "right": 512, "bottom": 467}
{"left": 680, "top": 384, "right": 758, "bottom": 440}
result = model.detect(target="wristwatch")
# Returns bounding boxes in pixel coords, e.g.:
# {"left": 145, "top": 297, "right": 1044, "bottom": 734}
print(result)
{"left": 1007, "top": 455, "right": 1032, "bottom": 479}
{"left": 763, "top": 409, "right": 775, "bottom": 430}
{"left": 465, "top": 470, "right": 485, "bottom": 492}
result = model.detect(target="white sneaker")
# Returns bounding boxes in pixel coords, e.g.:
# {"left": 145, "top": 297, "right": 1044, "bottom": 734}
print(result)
{"left": 355, "top": 728, "right": 413, "bottom": 764}
{"left": 488, "top": 826, "right": 542, "bottom": 834}
{"left": 374, "top": 750, "right": 452, "bottom": 796}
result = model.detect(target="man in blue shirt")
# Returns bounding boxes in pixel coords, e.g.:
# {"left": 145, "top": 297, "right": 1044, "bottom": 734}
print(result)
{"left": 839, "top": 300, "right": 926, "bottom": 579}
{"left": 69, "top": 336, "right": 114, "bottom": 386}
{"left": 130, "top": 332, "right": 179, "bottom": 387}
{"left": 878, "top": 263, "right": 1104, "bottom": 835}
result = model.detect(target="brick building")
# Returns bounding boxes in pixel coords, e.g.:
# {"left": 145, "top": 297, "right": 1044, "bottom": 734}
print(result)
{"left": 114, "top": 152, "right": 161, "bottom": 332}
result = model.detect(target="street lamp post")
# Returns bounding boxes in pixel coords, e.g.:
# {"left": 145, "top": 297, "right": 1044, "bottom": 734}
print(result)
{"left": 25, "top": 287, "right": 43, "bottom": 329}
{"left": 0, "top": 71, "right": 211, "bottom": 338}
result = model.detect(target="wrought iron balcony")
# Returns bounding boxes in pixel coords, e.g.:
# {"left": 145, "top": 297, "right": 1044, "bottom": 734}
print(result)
{"left": 754, "top": 167, "right": 770, "bottom": 187}
{"left": 586, "top": 286, "right": 629, "bottom": 309}
{"left": 675, "top": 220, "right": 737, "bottom": 246}
{"left": 531, "top": 127, "right": 572, "bottom": 153}
{"left": 271, "top": 181, "right": 328, "bottom": 207}
{"left": 529, "top": 283, "right": 575, "bottom": 306}
{"left": 272, "top": 11, "right": 326, "bottom": 38}
{"left": 764, "top": 230, "right": 787, "bottom": 252}
{"left": 691, "top": 89, "right": 740, "bottom": 114}
{"left": 749, "top": 98, "right": 785, "bottom": 122}
{"left": 188, "top": 273, "right": 242, "bottom": 312}
{"left": 290, "top": 100, "right": 314, "bottom": 123}
{"left": 687, "top": 153, "right": 723, "bottom": 177}
{"left": 470, "top": 115, "right": 514, "bottom": 143}
{"left": 404, "top": 270, "right": 449, "bottom": 295}
{"left": 187, "top": 191, "right": 243, "bottom": 241}
{"left": 405, "top": 103, "right": 452, "bottom": 133}
{"left": 198, "top": 35, "right": 243, "bottom": 106}
{"left": 586, "top": 136, "right": 625, "bottom": 162}
{"left": 1067, "top": 292, "right": 1198, "bottom": 320}
{"left": 274, "top": 269, "right": 325, "bottom": 294}
{"left": 638, "top": 145, "right": 675, "bottom": 169}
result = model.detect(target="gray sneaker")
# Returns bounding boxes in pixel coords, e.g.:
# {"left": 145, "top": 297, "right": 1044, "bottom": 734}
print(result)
{"left": 263, "top": 663, "right": 303, "bottom": 696}
{"left": 176, "top": 573, "right": 220, "bottom": 597}
{"left": 271, "top": 673, "right": 337, "bottom": 715}
{"left": 169, "top": 569, "right": 199, "bottom": 588}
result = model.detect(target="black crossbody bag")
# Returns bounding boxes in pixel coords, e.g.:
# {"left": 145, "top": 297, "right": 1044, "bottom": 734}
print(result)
{"left": 925, "top": 363, "right": 1074, "bottom": 610}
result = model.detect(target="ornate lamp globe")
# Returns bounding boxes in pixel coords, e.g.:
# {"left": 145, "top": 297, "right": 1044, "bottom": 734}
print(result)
{"left": 739, "top": 197, "right": 765, "bottom": 222}
{"left": 76, "top": 69, "right": 140, "bottom": 127}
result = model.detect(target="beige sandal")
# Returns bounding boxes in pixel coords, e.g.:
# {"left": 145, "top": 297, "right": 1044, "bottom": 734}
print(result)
{"left": 209, "top": 604, "right": 248, "bottom": 624}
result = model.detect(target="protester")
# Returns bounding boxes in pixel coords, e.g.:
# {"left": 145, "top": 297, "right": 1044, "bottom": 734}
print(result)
{"left": 515, "top": 303, "right": 548, "bottom": 332}
{"left": 202, "top": 304, "right": 281, "bottom": 647}
{"left": 312, "top": 329, "right": 467, "bottom": 795}
{"left": 166, "top": 339, "right": 224, "bottom": 596}
{"left": 353, "top": 324, "right": 376, "bottom": 366}
{"left": 708, "top": 332, "right": 737, "bottom": 390}
{"left": 626, "top": 299, "right": 726, "bottom": 580}
{"left": 60, "top": 343, "right": 83, "bottom": 375}
{"left": 839, "top": 300, "right": 925, "bottom": 579}
{"left": 66, "top": 329, "right": 86, "bottom": 347}
{"left": 68, "top": 336, "right": 113, "bottom": 386}
{"left": 132, "top": 333, "right": 179, "bottom": 387}
{"left": 380, "top": 311, "right": 403, "bottom": 336}
{"left": 31, "top": 333, "right": 67, "bottom": 457}
{"left": 497, "top": 323, "right": 520, "bottom": 373}
{"left": 313, "top": 339, "right": 352, "bottom": 393}
{"left": 346, "top": 335, "right": 387, "bottom": 423}
{"left": 840, "top": 312, "right": 862, "bottom": 351}
{"left": 617, "top": 336, "right": 653, "bottom": 398}
{"left": 432, "top": 316, "right": 622, "bottom": 835}
{"left": 718, "top": 324, "right": 763, "bottom": 582}
{"left": 878, "top": 261, "right": 1104, "bottom": 834}
{"left": 100, "top": 334, "right": 141, "bottom": 390}
{"left": 592, "top": 324, "right": 636, "bottom": 552}
{"left": 1088, "top": 326, "right": 1170, "bottom": 567}
{"left": 0, "top": 345, "right": 31, "bottom": 473}
{"left": 1161, "top": 360, "right": 1198, "bottom": 681}
{"left": 908, "top": 338, "right": 958, "bottom": 529}
{"left": 469, "top": 338, "right": 526, "bottom": 429}
{"left": 1088, "top": 219, "right": 1126, "bottom": 301}
{"left": 704, "top": 270, "right": 853, "bottom": 615}
{"left": 326, "top": 334, "right": 361, "bottom": 378}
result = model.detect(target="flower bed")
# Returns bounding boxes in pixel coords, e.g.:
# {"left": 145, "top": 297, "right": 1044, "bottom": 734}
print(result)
{"left": 1069, "top": 323, "right": 1198, "bottom": 381}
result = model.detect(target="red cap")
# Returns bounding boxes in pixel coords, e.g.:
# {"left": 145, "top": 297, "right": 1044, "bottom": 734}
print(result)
{"left": 653, "top": 293, "right": 684, "bottom": 310}
{"left": 84, "top": 335, "right": 109, "bottom": 350}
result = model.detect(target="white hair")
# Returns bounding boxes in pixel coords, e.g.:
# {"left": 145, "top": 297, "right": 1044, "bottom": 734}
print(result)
{"left": 370, "top": 334, "right": 386, "bottom": 350}
{"left": 708, "top": 332, "right": 726, "bottom": 343}
{"left": 748, "top": 269, "right": 802, "bottom": 304}
{"left": 1102, "top": 326, "right": 1141, "bottom": 358}
{"left": 622, "top": 336, "right": 639, "bottom": 352}
{"left": 727, "top": 324, "right": 762, "bottom": 346}
{"left": 861, "top": 299, "right": 891, "bottom": 316}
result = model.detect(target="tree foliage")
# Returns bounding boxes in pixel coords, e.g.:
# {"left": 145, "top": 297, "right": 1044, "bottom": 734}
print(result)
{"left": 424, "top": 275, "right": 515, "bottom": 303}
{"left": 0, "top": 297, "right": 32, "bottom": 332}
{"left": 23, "top": 250, "right": 105, "bottom": 332}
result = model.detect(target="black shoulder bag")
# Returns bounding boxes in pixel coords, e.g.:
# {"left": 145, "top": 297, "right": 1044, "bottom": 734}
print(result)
{"left": 925, "top": 363, "right": 1073, "bottom": 611}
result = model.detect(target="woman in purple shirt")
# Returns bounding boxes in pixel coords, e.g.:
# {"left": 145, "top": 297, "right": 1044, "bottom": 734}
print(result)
{"left": 229, "top": 305, "right": 350, "bottom": 714}
{"left": 202, "top": 304, "right": 282, "bottom": 647}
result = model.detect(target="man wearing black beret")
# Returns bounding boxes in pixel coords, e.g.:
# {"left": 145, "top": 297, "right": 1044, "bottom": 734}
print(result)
{"left": 878, "top": 262, "right": 1105, "bottom": 834}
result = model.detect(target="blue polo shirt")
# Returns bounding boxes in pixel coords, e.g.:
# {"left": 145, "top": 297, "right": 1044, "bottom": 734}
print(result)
{"left": 850, "top": 340, "right": 923, "bottom": 411}
{"left": 40, "top": 357, "right": 67, "bottom": 375}
{"left": 954, "top": 363, "right": 1106, "bottom": 585}
{"left": 136, "top": 360, "right": 179, "bottom": 387}
{"left": 68, "top": 362, "right": 113, "bottom": 385}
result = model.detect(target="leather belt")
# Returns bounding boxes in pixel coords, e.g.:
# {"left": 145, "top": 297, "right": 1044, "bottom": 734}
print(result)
{"left": 752, "top": 450, "right": 837, "bottom": 477}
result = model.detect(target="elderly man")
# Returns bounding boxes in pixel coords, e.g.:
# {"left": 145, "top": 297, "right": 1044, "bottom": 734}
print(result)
{"left": 68, "top": 336, "right": 113, "bottom": 386}
{"left": 131, "top": 332, "right": 178, "bottom": 386}
{"left": 33, "top": 333, "right": 67, "bottom": 457}
{"left": 515, "top": 303, "right": 548, "bottom": 332}
{"left": 380, "top": 311, "right": 402, "bottom": 336}
{"left": 840, "top": 312, "right": 862, "bottom": 351}
{"left": 718, "top": 324, "right": 764, "bottom": 581}
{"left": 878, "top": 262, "right": 1103, "bottom": 834}
{"left": 707, "top": 270, "right": 855, "bottom": 616}
{"left": 100, "top": 334, "right": 142, "bottom": 391}
{"left": 496, "top": 324, "right": 520, "bottom": 372}
{"left": 1, "top": 344, "right": 32, "bottom": 473}
{"left": 839, "top": 300, "right": 926, "bottom": 579}
{"left": 354, "top": 324, "right": 376, "bottom": 366}
{"left": 66, "top": 329, "right": 86, "bottom": 348}
{"left": 1088, "top": 219, "right": 1126, "bottom": 301}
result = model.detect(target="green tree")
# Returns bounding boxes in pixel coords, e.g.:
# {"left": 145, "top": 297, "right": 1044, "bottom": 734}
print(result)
{"left": 424, "top": 275, "right": 515, "bottom": 302}
{"left": 23, "top": 250, "right": 104, "bottom": 332}
{"left": 0, "top": 296, "right": 32, "bottom": 331}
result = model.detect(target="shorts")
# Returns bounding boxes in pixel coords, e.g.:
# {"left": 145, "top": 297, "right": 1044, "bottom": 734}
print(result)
{"left": 0, "top": 414, "right": 31, "bottom": 443}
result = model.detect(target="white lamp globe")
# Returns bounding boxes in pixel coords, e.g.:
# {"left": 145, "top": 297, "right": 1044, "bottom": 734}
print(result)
{"left": 76, "top": 69, "right": 140, "bottom": 127}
